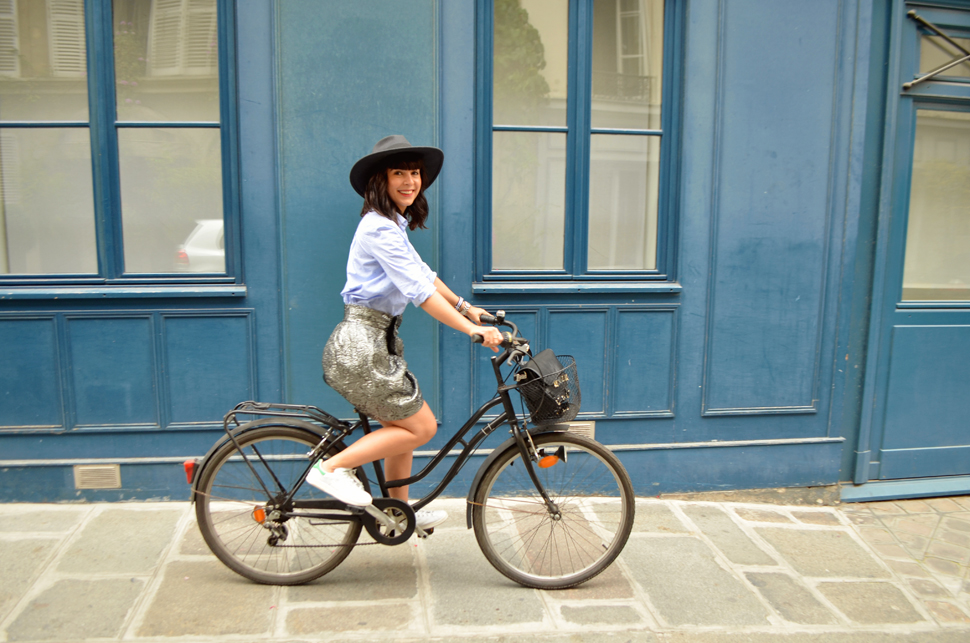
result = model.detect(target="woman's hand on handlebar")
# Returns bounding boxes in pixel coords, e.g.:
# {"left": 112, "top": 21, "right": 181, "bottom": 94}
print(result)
{"left": 470, "top": 325, "right": 503, "bottom": 352}
{"left": 464, "top": 305, "right": 489, "bottom": 325}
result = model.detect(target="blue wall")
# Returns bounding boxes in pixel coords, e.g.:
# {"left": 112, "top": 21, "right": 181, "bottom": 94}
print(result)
{"left": 1, "top": 0, "right": 894, "bottom": 501}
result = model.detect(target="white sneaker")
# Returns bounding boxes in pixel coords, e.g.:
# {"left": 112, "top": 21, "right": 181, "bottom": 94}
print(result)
{"left": 305, "top": 463, "right": 372, "bottom": 506}
{"left": 414, "top": 509, "right": 447, "bottom": 531}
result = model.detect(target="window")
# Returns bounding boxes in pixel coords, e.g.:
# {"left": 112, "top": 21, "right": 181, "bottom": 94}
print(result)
{"left": 0, "top": 0, "right": 235, "bottom": 283}
{"left": 478, "top": 0, "right": 678, "bottom": 285}
{"left": 899, "top": 3, "right": 970, "bottom": 302}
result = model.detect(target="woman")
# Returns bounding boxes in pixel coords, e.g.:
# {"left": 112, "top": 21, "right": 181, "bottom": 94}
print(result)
{"left": 307, "top": 135, "right": 503, "bottom": 532}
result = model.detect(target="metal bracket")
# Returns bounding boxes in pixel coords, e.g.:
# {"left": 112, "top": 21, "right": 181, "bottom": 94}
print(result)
{"left": 903, "top": 10, "right": 970, "bottom": 91}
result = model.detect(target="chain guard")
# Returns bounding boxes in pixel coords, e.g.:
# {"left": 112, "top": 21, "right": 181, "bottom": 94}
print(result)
{"left": 361, "top": 498, "right": 415, "bottom": 545}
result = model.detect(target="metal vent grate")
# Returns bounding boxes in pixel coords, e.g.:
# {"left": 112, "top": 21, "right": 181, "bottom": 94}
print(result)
{"left": 73, "top": 464, "right": 121, "bottom": 490}
{"left": 565, "top": 421, "right": 595, "bottom": 440}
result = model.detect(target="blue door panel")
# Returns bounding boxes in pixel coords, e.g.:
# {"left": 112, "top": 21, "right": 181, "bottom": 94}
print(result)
{"left": 878, "top": 324, "right": 970, "bottom": 478}
{"left": 163, "top": 314, "right": 255, "bottom": 424}
{"left": 881, "top": 446, "right": 970, "bottom": 480}
{"left": 703, "top": 0, "right": 840, "bottom": 415}
{"left": 0, "top": 317, "right": 62, "bottom": 428}
{"left": 277, "top": 0, "right": 438, "bottom": 417}
{"left": 548, "top": 309, "right": 609, "bottom": 415}
{"left": 67, "top": 316, "right": 158, "bottom": 427}
{"left": 614, "top": 308, "right": 675, "bottom": 416}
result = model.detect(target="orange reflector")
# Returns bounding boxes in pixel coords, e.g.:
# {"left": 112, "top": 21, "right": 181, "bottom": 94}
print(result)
{"left": 538, "top": 455, "right": 559, "bottom": 468}
{"left": 252, "top": 507, "right": 266, "bottom": 524}
{"left": 183, "top": 460, "right": 196, "bottom": 484}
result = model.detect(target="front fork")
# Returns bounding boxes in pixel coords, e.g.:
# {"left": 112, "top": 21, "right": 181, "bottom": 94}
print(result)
{"left": 498, "top": 383, "right": 561, "bottom": 519}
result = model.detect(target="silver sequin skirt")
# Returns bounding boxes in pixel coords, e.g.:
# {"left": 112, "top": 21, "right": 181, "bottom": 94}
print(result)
{"left": 322, "top": 304, "right": 424, "bottom": 422}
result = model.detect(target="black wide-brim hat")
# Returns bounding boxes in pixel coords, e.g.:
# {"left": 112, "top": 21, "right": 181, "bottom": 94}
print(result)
{"left": 349, "top": 135, "right": 444, "bottom": 197}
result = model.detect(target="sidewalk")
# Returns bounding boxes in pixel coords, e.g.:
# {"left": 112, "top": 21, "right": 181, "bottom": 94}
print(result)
{"left": 1, "top": 495, "right": 968, "bottom": 643}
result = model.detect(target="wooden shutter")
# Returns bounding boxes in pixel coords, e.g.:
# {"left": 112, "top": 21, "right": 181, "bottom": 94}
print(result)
{"left": 47, "top": 0, "right": 87, "bottom": 77}
{"left": 0, "top": 0, "right": 18, "bottom": 76}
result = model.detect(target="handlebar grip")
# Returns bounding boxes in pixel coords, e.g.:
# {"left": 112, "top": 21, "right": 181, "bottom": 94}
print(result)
{"left": 471, "top": 333, "right": 484, "bottom": 344}
{"left": 479, "top": 313, "right": 498, "bottom": 325}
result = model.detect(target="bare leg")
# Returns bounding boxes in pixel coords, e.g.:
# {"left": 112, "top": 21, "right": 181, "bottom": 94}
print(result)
{"left": 322, "top": 402, "right": 436, "bottom": 502}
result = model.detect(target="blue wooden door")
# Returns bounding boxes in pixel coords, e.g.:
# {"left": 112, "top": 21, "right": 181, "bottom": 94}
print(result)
{"left": 859, "top": 2, "right": 970, "bottom": 482}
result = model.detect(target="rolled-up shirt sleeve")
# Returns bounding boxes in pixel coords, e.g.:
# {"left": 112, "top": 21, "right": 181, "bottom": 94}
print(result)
{"left": 359, "top": 224, "right": 437, "bottom": 307}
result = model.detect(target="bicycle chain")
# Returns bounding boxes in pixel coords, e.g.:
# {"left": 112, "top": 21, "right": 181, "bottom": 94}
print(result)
{"left": 192, "top": 487, "right": 402, "bottom": 549}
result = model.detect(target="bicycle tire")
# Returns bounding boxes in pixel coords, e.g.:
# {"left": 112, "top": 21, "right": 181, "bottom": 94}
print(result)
{"left": 195, "top": 420, "right": 363, "bottom": 585}
{"left": 471, "top": 431, "right": 634, "bottom": 589}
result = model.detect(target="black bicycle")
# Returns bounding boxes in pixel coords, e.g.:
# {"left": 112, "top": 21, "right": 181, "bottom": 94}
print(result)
{"left": 187, "top": 311, "right": 635, "bottom": 590}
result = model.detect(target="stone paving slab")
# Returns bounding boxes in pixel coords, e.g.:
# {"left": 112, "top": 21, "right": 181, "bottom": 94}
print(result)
{"left": 1, "top": 497, "right": 970, "bottom": 642}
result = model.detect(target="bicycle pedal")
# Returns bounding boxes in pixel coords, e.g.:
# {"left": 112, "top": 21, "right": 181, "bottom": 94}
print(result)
{"left": 415, "top": 527, "right": 434, "bottom": 539}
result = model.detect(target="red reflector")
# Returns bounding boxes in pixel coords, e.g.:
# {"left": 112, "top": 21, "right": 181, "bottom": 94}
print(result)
{"left": 183, "top": 459, "right": 197, "bottom": 484}
{"left": 252, "top": 507, "right": 266, "bottom": 523}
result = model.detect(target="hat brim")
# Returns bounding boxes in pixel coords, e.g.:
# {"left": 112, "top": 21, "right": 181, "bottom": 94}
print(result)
{"left": 349, "top": 146, "right": 444, "bottom": 197}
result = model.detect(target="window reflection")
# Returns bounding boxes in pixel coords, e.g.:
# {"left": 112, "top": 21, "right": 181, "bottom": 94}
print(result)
{"left": 902, "top": 110, "right": 970, "bottom": 301}
{"left": 920, "top": 35, "right": 970, "bottom": 80}
{"left": 0, "top": 0, "right": 90, "bottom": 121}
{"left": 119, "top": 127, "right": 224, "bottom": 273}
{"left": 492, "top": 131, "right": 566, "bottom": 270}
{"left": 113, "top": 0, "right": 220, "bottom": 122}
{"left": 493, "top": 0, "right": 567, "bottom": 127}
{"left": 591, "top": 0, "right": 663, "bottom": 130}
{"left": 0, "top": 128, "right": 97, "bottom": 274}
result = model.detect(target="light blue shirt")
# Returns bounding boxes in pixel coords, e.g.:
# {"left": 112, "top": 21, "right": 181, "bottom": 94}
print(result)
{"left": 340, "top": 211, "right": 437, "bottom": 317}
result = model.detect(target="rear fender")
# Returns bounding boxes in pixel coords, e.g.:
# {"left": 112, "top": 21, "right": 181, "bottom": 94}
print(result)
{"left": 188, "top": 418, "right": 328, "bottom": 503}
{"left": 464, "top": 423, "right": 571, "bottom": 528}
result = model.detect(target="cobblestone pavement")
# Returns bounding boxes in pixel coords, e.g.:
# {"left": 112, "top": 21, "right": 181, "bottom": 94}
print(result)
{"left": 1, "top": 496, "right": 969, "bottom": 642}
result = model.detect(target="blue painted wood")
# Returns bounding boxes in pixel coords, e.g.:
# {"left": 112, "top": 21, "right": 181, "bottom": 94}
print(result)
{"left": 162, "top": 314, "right": 255, "bottom": 424}
{"left": 613, "top": 308, "right": 676, "bottom": 416}
{"left": 841, "top": 475, "right": 970, "bottom": 502}
{"left": 0, "top": 318, "right": 63, "bottom": 428}
{"left": 878, "top": 323, "right": 970, "bottom": 478}
{"left": 702, "top": 0, "right": 840, "bottom": 415}
{"left": 276, "top": 0, "right": 439, "bottom": 415}
{"left": 548, "top": 308, "right": 608, "bottom": 414}
{"left": 859, "top": 0, "right": 970, "bottom": 484}
{"left": 67, "top": 316, "right": 158, "bottom": 427}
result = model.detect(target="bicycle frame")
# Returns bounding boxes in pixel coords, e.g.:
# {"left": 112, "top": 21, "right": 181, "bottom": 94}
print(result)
{"left": 198, "top": 323, "right": 559, "bottom": 520}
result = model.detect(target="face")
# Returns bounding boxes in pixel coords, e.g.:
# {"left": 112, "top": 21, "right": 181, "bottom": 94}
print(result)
{"left": 385, "top": 167, "right": 422, "bottom": 213}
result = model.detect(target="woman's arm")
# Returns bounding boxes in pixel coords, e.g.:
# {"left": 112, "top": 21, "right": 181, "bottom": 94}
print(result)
{"left": 433, "top": 278, "right": 491, "bottom": 325}
{"left": 420, "top": 290, "right": 503, "bottom": 350}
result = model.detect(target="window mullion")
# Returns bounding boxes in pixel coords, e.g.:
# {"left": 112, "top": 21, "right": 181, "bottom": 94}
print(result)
{"left": 87, "top": 0, "right": 124, "bottom": 280}
{"left": 566, "top": 0, "right": 593, "bottom": 276}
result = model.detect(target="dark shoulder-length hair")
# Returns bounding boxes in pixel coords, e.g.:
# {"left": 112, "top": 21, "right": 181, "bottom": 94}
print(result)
{"left": 360, "top": 154, "right": 429, "bottom": 230}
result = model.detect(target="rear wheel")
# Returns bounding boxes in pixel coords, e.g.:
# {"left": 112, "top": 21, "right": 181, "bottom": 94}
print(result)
{"left": 472, "top": 431, "right": 635, "bottom": 589}
{"left": 195, "top": 420, "right": 362, "bottom": 585}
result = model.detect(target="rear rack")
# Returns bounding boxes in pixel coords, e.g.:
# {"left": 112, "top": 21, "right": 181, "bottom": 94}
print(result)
{"left": 223, "top": 401, "right": 350, "bottom": 434}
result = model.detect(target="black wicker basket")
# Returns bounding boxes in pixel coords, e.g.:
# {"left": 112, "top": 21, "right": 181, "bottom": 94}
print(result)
{"left": 513, "top": 354, "right": 581, "bottom": 425}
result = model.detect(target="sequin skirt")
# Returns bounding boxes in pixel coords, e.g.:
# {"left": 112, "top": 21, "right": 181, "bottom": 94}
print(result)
{"left": 322, "top": 304, "right": 424, "bottom": 422}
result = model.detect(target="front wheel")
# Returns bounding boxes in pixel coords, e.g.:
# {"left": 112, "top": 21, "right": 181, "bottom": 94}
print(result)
{"left": 471, "top": 431, "right": 635, "bottom": 589}
{"left": 195, "top": 420, "right": 362, "bottom": 585}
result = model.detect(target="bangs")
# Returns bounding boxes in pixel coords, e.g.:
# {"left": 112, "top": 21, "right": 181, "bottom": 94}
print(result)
{"left": 383, "top": 155, "right": 425, "bottom": 172}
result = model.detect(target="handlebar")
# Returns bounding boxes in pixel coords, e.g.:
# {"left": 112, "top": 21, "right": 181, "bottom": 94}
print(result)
{"left": 470, "top": 310, "right": 527, "bottom": 351}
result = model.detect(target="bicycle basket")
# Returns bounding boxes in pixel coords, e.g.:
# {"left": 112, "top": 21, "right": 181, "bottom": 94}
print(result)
{"left": 513, "top": 349, "right": 581, "bottom": 425}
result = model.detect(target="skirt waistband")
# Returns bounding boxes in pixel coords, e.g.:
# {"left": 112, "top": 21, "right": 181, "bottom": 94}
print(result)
{"left": 342, "top": 304, "right": 401, "bottom": 331}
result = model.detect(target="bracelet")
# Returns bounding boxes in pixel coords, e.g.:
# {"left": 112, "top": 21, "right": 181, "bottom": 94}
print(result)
{"left": 455, "top": 296, "right": 464, "bottom": 312}
{"left": 459, "top": 301, "right": 472, "bottom": 317}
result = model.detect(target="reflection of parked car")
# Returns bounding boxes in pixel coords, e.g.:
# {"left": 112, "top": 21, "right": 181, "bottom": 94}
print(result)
{"left": 175, "top": 219, "right": 225, "bottom": 273}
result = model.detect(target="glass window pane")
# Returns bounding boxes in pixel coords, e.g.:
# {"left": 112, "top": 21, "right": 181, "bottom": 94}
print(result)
{"left": 492, "top": 130, "right": 565, "bottom": 270}
{"left": 0, "top": 128, "right": 97, "bottom": 274}
{"left": 114, "top": 0, "right": 220, "bottom": 122}
{"left": 902, "top": 110, "right": 970, "bottom": 301}
{"left": 493, "top": 0, "right": 568, "bottom": 127}
{"left": 591, "top": 0, "right": 663, "bottom": 130}
{"left": 119, "top": 127, "right": 224, "bottom": 273}
{"left": 0, "top": 0, "right": 89, "bottom": 121}
{"left": 587, "top": 133, "right": 659, "bottom": 270}
{"left": 920, "top": 35, "right": 970, "bottom": 80}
